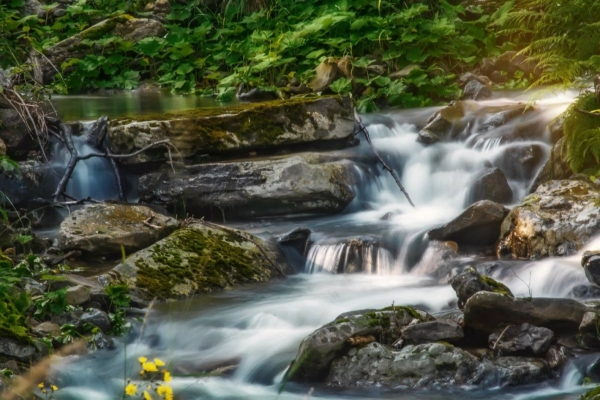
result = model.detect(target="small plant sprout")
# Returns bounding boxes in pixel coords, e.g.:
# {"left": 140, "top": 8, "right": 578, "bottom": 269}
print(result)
{"left": 124, "top": 357, "right": 173, "bottom": 399}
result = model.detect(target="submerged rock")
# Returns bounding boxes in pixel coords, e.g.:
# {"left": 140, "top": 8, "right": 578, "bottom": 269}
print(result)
{"left": 428, "top": 200, "right": 509, "bottom": 246}
{"left": 464, "top": 292, "right": 588, "bottom": 334}
{"left": 468, "top": 168, "right": 513, "bottom": 205}
{"left": 107, "top": 223, "right": 289, "bottom": 300}
{"left": 108, "top": 97, "right": 353, "bottom": 164}
{"left": 138, "top": 153, "right": 356, "bottom": 220}
{"left": 450, "top": 267, "right": 513, "bottom": 309}
{"left": 492, "top": 143, "right": 546, "bottom": 181}
{"left": 286, "top": 306, "right": 431, "bottom": 382}
{"left": 417, "top": 101, "right": 468, "bottom": 144}
{"left": 582, "top": 250, "right": 600, "bottom": 287}
{"left": 327, "top": 342, "right": 549, "bottom": 389}
{"left": 57, "top": 203, "right": 179, "bottom": 256}
{"left": 497, "top": 179, "right": 600, "bottom": 259}
{"left": 488, "top": 323, "right": 554, "bottom": 355}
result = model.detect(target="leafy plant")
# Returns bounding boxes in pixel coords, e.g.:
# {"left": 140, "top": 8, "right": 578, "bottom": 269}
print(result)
{"left": 34, "top": 288, "right": 68, "bottom": 319}
{"left": 105, "top": 284, "right": 131, "bottom": 309}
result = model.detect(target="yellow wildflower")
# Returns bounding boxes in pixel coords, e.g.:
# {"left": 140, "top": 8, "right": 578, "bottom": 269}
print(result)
{"left": 138, "top": 356, "right": 148, "bottom": 364}
{"left": 154, "top": 358, "right": 166, "bottom": 367}
{"left": 51, "top": 385, "right": 58, "bottom": 391}
{"left": 125, "top": 383, "right": 137, "bottom": 396}
{"left": 163, "top": 370, "right": 172, "bottom": 382}
{"left": 142, "top": 362, "right": 158, "bottom": 372}
{"left": 157, "top": 384, "right": 167, "bottom": 396}
{"left": 165, "top": 385, "right": 173, "bottom": 400}
{"left": 37, "top": 383, "right": 44, "bottom": 389}
{"left": 143, "top": 391, "right": 152, "bottom": 400}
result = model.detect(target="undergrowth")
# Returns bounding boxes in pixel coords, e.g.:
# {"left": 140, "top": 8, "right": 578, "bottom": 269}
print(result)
{"left": 563, "top": 92, "right": 600, "bottom": 174}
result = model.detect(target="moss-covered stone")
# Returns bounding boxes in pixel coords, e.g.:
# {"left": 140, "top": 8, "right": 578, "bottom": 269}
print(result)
{"left": 582, "top": 386, "right": 600, "bottom": 400}
{"left": 108, "top": 223, "right": 286, "bottom": 300}
{"left": 108, "top": 96, "right": 353, "bottom": 164}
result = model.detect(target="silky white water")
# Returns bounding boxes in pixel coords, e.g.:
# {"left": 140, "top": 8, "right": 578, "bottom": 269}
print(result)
{"left": 50, "top": 91, "right": 598, "bottom": 400}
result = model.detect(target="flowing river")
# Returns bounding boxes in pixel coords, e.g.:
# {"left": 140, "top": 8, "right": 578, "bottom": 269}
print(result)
{"left": 48, "top": 90, "right": 597, "bottom": 400}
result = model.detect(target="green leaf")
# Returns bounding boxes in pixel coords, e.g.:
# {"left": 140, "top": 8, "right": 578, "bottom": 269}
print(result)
{"left": 330, "top": 77, "right": 352, "bottom": 94}
{"left": 138, "top": 37, "right": 163, "bottom": 57}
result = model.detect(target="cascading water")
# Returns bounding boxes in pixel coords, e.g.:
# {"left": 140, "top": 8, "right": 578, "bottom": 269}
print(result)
{"left": 51, "top": 92, "right": 598, "bottom": 400}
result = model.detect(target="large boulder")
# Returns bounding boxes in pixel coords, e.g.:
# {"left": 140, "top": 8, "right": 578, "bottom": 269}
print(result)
{"left": 286, "top": 306, "right": 432, "bottom": 382}
{"left": 138, "top": 153, "right": 356, "bottom": 220}
{"left": 57, "top": 203, "right": 179, "bottom": 256}
{"left": 327, "top": 342, "right": 549, "bottom": 389}
{"left": 497, "top": 179, "right": 600, "bottom": 259}
{"left": 428, "top": 200, "right": 509, "bottom": 246}
{"left": 108, "top": 97, "right": 353, "bottom": 164}
{"left": 492, "top": 143, "right": 547, "bottom": 181}
{"left": 583, "top": 250, "right": 600, "bottom": 287}
{"left": 450, "top": 267, "right": 514, "bottom": 309}
{"left": 488, "top": 323, "right": 554, "bottom": 356}
{"left": 464, "top": 292, "right": 588, "bottom": 334}
{"left": 40, "top": 16, "right": 165, "bottom": 83}
{"left": 106, "top": 223, "right": 289, "bottom": 300}
{"left": 468, "top": 168, "right": 513, "bottom": 205}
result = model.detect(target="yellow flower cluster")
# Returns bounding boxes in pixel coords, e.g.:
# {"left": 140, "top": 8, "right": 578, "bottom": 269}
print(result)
{"left": 37, "top": 382, "right": 59, "bottom": 400}
{"left": 123, "top": 357, "right": 173, "bottom": 400}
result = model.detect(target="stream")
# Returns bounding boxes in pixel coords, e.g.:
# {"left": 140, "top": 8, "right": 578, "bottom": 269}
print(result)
{"left": 47, "top": 90, "right": 598, "bottom": 400}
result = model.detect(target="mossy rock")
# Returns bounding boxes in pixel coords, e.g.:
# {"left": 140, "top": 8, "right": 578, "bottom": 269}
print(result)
{"left": 108, "top": 96, "right": 353, "bottom": 164}
{"left": 582, "top": 386, "right": 600, "bottom": 400}
{"left": 450, "top": 267, "right": 513, "bottom": 309}
{"left": 107, "top": 223, "right": 288, "bottom": 300}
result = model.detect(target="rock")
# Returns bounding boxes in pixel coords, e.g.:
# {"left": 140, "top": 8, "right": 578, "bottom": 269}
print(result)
{"left": 488, "top": 323, "right": 554, "bottom": 355}
{"left": 492, "top": 143, "right": 547, "bottom": 181}
{"left": 57, "top": 203, "right": 179, "bottom": 256}
{"left": 106, "top": 223, "right": 289, "bottom": 300}
{"left": 462, "top": 80, "right": 492, "bottom": 101}
{"left": 40, "top": 16, "right": 164, "bottom": 82}
{"left": 89, "top": 332, "right": 115, "bottom": 350}
{"left": 459, "top": 72, "right": 492, "bottom": 87}
{"left": 0, "top": 109, "right": 36, "bottom": 159}
{"left": 327, "top": 342, "right": 549, "bottom": 389}
{"left": 570, "top": 284, "right": 600, "bottom": 300}
{"left": 464, "top": 292, "right": 588, "bottom": 334}
{"left": 428, "top": 200, "right": 509, "bottom": 246}
{"left": 0, "top": 138, "right": 6, "bottom": 156}
{"left": 336, "top": 56, "right": 352, "bottom": 77}
{"left": 33, "top": 322, "right": 61, "bottom": 337}
{"left": 497, "top": 179, "right": 600, "bottom": 259}
{"left": 236, "top": 85, "right": 278, "bottom": 102}
{"left": 311, "top": 59, "right": 339, "bottom": 92}
{"left": 108, "top": 97, "right": 353, "bottom": 164}
{"left": 80, "top": 309, "right": 111, "bottom": 333}
{"left": 529, "top": 137, "right": 572, "bottom": 193}
{"left": 401, "top": 320, "right": 464, "bottom": 344}
{"left": 468, "top": 168, "right": 513, "bottom": 205}
{"left": 389, "top": 64, "right": 420, "bottom": 80}
{"left": 417, "top": 101, "right": 468, "bottom": 144}
{"left": 0, "top": 337, "right": 46, "bottom": 361}
{"left": 581, "top": 386, "right": 600, "bottom": 400}
{"left": 65, "top": 285, "right": 91, "bottom": 306}
{"left": 51, "top": 310, "right": 83, "bottom": 327}
{"left": 144, "top": 0, "right": 170, "bottom": 17}
{"left": 286, "top": 306, "right": 432, "bottom": 382}
{"left": 20, "top": 277, "right": 46, "bottom": 296}
{"left": 450, "top": 267, "right": 513, "bottom": 309}
{"left": 277, "top": 228, "right": 312, "bottom": 256}
{"left": 138, "top": 153, "right": 356, "bottom": 220}
{"left": 583, "top": 250, "right": 600, "bottom": 287}
{"left": 545, "top": 345, "right": 569, "bottom": 370}
{"left": 495, "top": 51, "right": 540, "bottom": 79}
{"left": 579, "top": 311, "right": 600, "bottom": 348}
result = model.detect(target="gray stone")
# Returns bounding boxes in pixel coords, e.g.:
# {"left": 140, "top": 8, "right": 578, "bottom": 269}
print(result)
{"left": 89, "top": 332, "right": 115, "bottom": 350}
{"left": 21, "top": 277, "right": 46, "bottom": 296}
{"left": 582, "top": 250, "right": 600, "bottom": 287}
{"left": 0, "top": 109, "right": 35, "bottom": 159}
{"left": 498, "top": 179, "right": 600, "bottom": 259}
{"left": 108, "top": 97, "right": 353, "bottom": 164}
{"left": 462, "top": 80, "right": 492, "bottom": 101}
{"left": 112, "top": 18, "right": 165, "bottom": 42}
{"left": 80, "top": 309, "right": 111, "bottom": 333}
{"left": 33, "top": 322, "right": 61, "bottom": 337}
{"left": 579, "top": 311, "right": 600, "bottom": 348}
{"left": 0, "top": 337, "right": 44, "bottom": 361}
{"left": 401, "top": 320, "right": 464, "bottom": 343}
{"left": 529, "top": 137, "right": 572, "bottom": 193}
{"left": 57, "top": 203, "right": 179, "bottom": 256}
{"left": 428, "top": 200, "right": 509, "bottom": 246}
{"left": 468, "top": 168, "right": 513, "bottom": 205}
{"left": 492, "top": 143, "right": 546, "bottom": 181}
{"left": 464, "top": 292, "right": 588, "bottom": 334}
{"left": 64, "top": 285, "right": 91, "bottom": 306}
{"left": 138, "top": 153, "right": 356, "bottom": 220}
{"left": 450, "top": 267, "right": 513, "bottom": 309}
{"left": 545, "top": 345, "right": 569, "bottom": 370}
{"left": 488, "top": 323, "right": 554, "bottom": 355}
{"left": 286, "top": 307, "right": 432, "bottom": 382}
{"left": 417, "top": 101, "right": 467, "bottom": 144}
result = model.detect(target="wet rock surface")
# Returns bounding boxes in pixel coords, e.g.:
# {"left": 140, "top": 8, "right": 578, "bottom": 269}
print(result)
{"left": 450, "top": 267, "right": 514, "bottom": 309}
{"left": 428, "top": 200, "right": 509, "bottom": 246}
{"left": 57, "top": 203, "right": 179, "bottom": 256}
{"left": 468, "top": 168, "right": 513, "bottom": 205}
{"left": 582, "top": 250, "right": 600, "bottom": 287}
{"left": 401, "top": 320, "right": 464, "bottom": 344}
{"left": 138, "top": 153, "right": 356, "bottom": 220}
{"left": 530, "top": 137, "right": 572, "bottom": 193}
{"left": 498, "top": 179, "right": 600, "bottom": 259}
{"left": 488, "top": 323, "right": 554, "bottom": 355}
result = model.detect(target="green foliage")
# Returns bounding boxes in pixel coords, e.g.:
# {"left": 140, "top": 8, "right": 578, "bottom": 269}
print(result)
{"left": 1, "top": 0, "right": 506, "bottom": 109}
{"left": 499, "top": 0, "right": 600, "bottom": 89}
{"left": 563, "top": 92, "right": 600, "bottom": 174}
{"left": 34, "top": 288, "right": 68, "bottom": 319}
{"left": 105, "top": 283, "right": 130, "bottom": 309}
{"left": 108, "top": 309, "right": 131, "bottom": 335}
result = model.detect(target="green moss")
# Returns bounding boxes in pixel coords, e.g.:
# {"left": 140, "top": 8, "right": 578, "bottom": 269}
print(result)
{"left": 481, "top": 275, "right": 512, "bottom": 296}
{"left": 335, "top": 317, "right": 350, "bottom": 324}
{"left": 0, "top": 290, "right": 31, "bottom": 344}
{"left": 581, "top": 386, "right": 600, "bottom": 400}
{"left": 134, "top": 226, "right": 271, "bottom": 300}
{"left": 383, "top": 305, "right": 424, "bottom": 321}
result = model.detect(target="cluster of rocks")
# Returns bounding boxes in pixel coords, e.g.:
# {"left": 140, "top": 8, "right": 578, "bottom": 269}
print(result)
{"left": 285, "top": 267, "right": 596, "bottom": 390}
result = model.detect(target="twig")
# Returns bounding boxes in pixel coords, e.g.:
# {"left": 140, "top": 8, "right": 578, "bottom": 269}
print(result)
{"left": 492, "top": 325, "right": 512, "bottom": 350}
{"left": 575, "top": 108, "right": 600, "bottom": 117}
{"left": 353, "top": 108, "right": 415, "bottom": 207}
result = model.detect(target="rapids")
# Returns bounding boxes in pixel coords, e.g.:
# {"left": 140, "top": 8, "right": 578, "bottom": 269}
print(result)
{"left": 49, "top": 91, "right": 598, "bottom": 400}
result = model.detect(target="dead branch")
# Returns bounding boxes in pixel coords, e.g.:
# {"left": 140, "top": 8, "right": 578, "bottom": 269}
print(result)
{"left": 575, "top": 108, "right": 600, "bottom": 117}
{"left": 353, "top": 108, "right": 416, "bottom": 207}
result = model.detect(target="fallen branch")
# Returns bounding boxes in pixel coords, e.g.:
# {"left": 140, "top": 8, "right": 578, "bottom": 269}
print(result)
{"left": 575, "top": 108, "right": 600, "bottom": 117}
{"left": 353, "top": 108, "right": 415, "bottom": 207}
